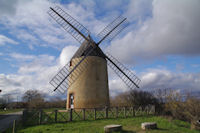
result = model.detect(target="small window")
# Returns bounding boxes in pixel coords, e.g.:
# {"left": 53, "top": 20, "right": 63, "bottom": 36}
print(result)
{"left": 70, "top": 61, "right": 72, "bottom": 66}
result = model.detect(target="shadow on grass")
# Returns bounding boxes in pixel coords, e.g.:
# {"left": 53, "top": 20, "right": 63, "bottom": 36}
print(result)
{"left": 110, "top": 130, "right": 135, "bottom": 133}
{"left": 156, "top": 128, "right": 168, "bottom": 131}
{"left": 143, "top": 127, "right": 168, "bottom": 132}
{"left": 120, "top": 130, "right": 136, "bottom": 133}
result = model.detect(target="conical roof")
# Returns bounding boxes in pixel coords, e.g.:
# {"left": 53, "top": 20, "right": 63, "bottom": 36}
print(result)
{"left": 72, "top": 40, "right": 105, "bottom": 59}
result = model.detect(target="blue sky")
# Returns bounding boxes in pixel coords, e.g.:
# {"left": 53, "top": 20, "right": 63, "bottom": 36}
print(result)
{"left": 0, "top": 0, "right": 200, "bottom": 99}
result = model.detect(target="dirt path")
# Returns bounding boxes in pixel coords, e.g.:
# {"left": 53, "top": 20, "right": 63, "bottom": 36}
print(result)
{"left": 0, "top": 111, "right": 22, "bottom": 132}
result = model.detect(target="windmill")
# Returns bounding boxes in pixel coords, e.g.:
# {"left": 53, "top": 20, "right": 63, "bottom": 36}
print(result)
{"left": 48, "top": 6, "right": 141, "bottom": 109}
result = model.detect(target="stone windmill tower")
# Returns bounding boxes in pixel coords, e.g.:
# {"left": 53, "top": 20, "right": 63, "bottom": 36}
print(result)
{"left": 48, "top": 6, "right": 141, "bottom": 109}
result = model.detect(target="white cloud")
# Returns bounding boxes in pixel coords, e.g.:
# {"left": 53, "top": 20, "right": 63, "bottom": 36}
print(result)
{"left": 59, "top": 45, "right": 78, "bottom": 66}
{"left": 107, "top": 0, "right": 200, "bottom": 64}
{"left": 9, "top": 53, "right": 36, "bottom": 61}
{"left": 0, "top": 0, "right": 19, "bottom": 17}
{"left": 0, "top": 35, "right": 18, "bottom": 46}
{"left": 61, "top": 3, "right": 107, "bottom": 36}
{"left": 17, "top": 54, "right": 56, "bottom": 74}
{"left": 106, "top": 66, "right": 200, "bottom": 97}
{"left": 15, "top": 29, "right": 38, "bottom": 46}
{"left": 126, "top": 0, "right": 153, "bottom": 22}
{"left": 0, "top": 45, "right": 79, "bottom": 98}
{"left": 0, "top": 0, "right": 108, "bottom": 49}
{"left": 109, "top": 78, "right": 127, "bottom": 97}
{"left": 140, "top": 68, "right": 200, "bottom": 92}
{"left": 0, "top": 52, "right": 58, "bottom": 96}
{"left": 0, "top": 0, "right": 70, "bottom": 49}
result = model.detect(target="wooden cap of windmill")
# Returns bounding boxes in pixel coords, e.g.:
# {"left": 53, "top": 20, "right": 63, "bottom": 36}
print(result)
{"left": 72, "top": 36, "right": 105, "bottom": 59}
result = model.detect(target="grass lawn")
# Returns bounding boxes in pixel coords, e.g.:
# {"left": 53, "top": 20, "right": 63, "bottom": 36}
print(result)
{"left": 11, "top": 116, "right": 199, "bottom": 133}
{"left": 43, "top": 108, "right": 66, "bottom": 112}
{"left": 0, "top": 109, "right": 22, "bottom": 115}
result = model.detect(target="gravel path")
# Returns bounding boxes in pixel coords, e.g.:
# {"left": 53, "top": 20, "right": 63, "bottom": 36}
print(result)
{"left": 0, "top": 111, "right": 22, "bottom": 132}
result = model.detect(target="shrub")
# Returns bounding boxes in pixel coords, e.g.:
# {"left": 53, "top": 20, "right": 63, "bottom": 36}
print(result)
{"left": 165, "top": 90, "right": 200, "bottom": 123}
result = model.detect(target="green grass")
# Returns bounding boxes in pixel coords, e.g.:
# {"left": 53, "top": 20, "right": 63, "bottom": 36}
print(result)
{"left": 9, "top": 116, "right": 200, "bottom": 133}
{"left": 0, "top": 109, "right": 22, "bottom": 115}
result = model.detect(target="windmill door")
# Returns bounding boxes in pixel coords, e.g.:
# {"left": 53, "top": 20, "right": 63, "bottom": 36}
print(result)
{"left": 69, "top": 94, "right": 74, "bottom": 109}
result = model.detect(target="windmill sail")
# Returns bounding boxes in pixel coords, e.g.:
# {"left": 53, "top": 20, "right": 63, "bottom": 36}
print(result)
{"left": 50, "top": 56, "right": 89, "bottom": 94}
{"left": 106, "top": 53, "right": 140, "bottom": 89}
{"left": 50, "top": 45, "right": 97, "bottom": 93}
{"left": 97, "top": 15, "right": 129, "bottom": 45}
{"left": 48, "top": 6, "right": 95, "bottom": 93}
{"left": 48, "top": 6, "right": 90, "bottom": 44}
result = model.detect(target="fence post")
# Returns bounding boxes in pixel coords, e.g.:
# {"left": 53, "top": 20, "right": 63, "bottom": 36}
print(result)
{"left": 153, "top": 105, "right": 155, "bottom": 115}
{"left": 55, "top": 110, "right": 57, "bottom": 123}
{"left": 83, "top": 108, "right": 85, "bottom": 120}
{"left": 132, "top": 107, "right": 135, "bottom": 117}
{"left": 105, "top": 106, "right": 108, "bottom": 118}
{"left": 39, "top": 110, "right": 43, "bottom": 125}
{"left": 22, "top": 109, "right": 27, "bottom": 125}
{"left": 94, "top": 108, "right": 96, "bottom": 120}
{"left": 146, "top": 106, "right": 149, "bottom": 115}
{"left": 69, "top": 108, "right": 73, "bottom": 121}
{"left": 124, "top": 107, "right": 126, "bottom": 118}
{"left": 116, "top": 107, "right": 118, "bottom": 118}
{"left": 12, "top": 120, "right": 16, "bottom": 133}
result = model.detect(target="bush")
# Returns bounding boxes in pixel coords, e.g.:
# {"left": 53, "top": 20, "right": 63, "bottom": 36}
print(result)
{"left": 165, "top": 90, "right": 200, "bottom": 123}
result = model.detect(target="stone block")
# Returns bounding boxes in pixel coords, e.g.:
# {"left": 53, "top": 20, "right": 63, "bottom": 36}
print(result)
{"left": 104, "top": 124, "right": 122, "bottom": 133}
{"left": 191, "top": 120, "right": 200, "bottom": 130}
{"left": 141, "top": 122, "right": 157, "bottom": 130}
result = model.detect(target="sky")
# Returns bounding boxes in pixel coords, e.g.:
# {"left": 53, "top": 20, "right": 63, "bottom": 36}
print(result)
{"left": 0, "top": 0, "right": 200, "bottom": 100}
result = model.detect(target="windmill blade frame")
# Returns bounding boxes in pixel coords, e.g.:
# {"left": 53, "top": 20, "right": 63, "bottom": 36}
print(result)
{"left": 50, "top": 45, "right": 97, "bottom": 93}
{"left": 97, "top": 15, "right": 129, "bottom": 45}
{"left": 48, "top": 6, "right": 90, "bottom": 44}
{"left": 105, "top": 53, "right": 140, "bottom": 89}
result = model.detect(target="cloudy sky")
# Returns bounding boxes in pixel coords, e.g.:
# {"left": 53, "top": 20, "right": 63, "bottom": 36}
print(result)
{"left": 0, "top": 0, "right": 200, "bottom": 100}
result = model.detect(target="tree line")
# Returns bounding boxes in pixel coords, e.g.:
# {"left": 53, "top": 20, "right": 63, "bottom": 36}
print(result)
{"left": 0, "top": 90, "right": 66, "bottom": 109}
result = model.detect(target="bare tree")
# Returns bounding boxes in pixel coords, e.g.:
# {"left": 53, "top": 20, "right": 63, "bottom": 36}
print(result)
{"left": 47, "top": 97, "right": 66, "bottom": 108}
{"left": 110, "top": 92, "right": 131, "bottom": 107}
{"left": 0, "top": 97, "right": 7, "bottom": 109}
{"left": 23, "top": 90, "right": 45, "bottom": 109}
{"left": 111, "top": 90, "right": 158, "bottom": 107}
